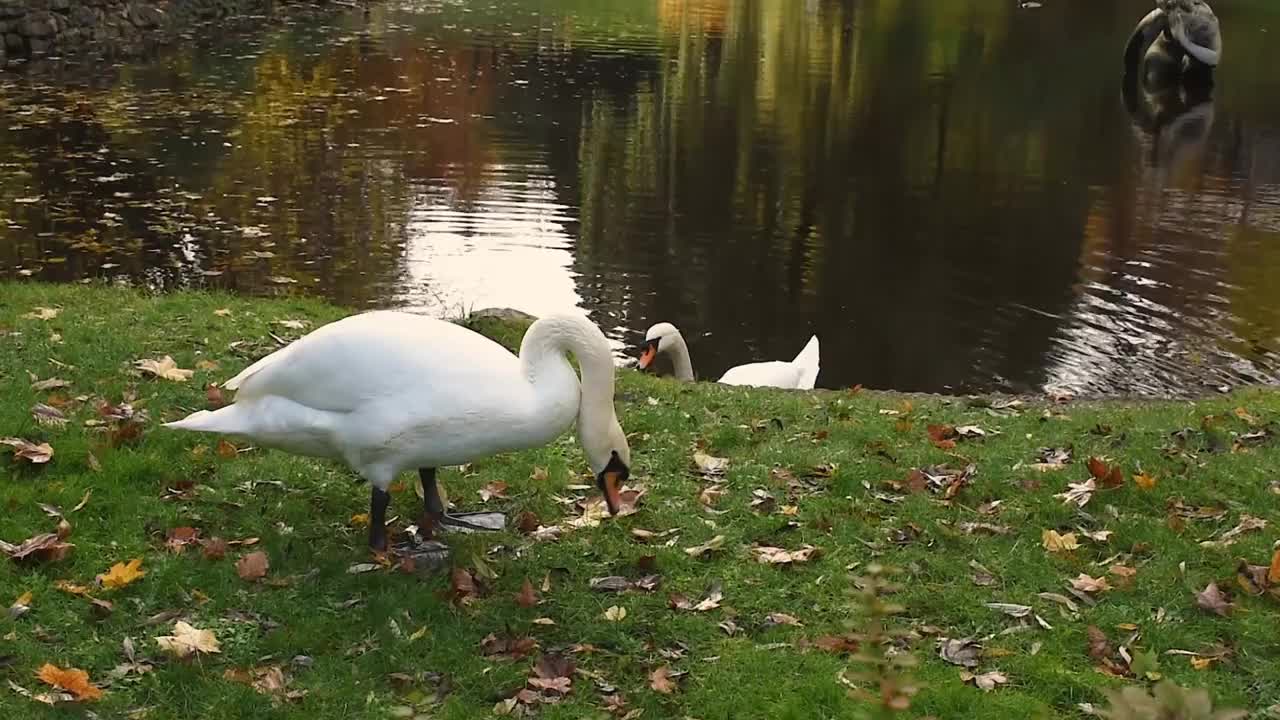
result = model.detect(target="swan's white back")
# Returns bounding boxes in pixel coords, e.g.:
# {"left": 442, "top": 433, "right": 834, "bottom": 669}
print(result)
{"left": 165, "top": 311, "right": 581, "bottom": 486}
{"left": 717, "top": 335, "right": 820, "bottom": 389}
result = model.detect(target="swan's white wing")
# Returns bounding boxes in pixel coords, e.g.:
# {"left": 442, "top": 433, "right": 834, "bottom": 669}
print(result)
{"left": 718, "top": 361, "right": 803, "bottom": 389}
{"left": 231, "top": 311, "right": 523, "bottom": 413}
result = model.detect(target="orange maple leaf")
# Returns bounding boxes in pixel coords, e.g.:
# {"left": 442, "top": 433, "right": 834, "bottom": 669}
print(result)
{"left": 99, "top": 558, "right": 145, "bottom": 589}
{"left": 36, "top": 663, "right": 103, "bottom": 701}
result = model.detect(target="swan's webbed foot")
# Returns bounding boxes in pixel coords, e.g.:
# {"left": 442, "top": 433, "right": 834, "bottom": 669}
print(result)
{"left": 420, "top": 467, "right": 505, "bottom": 533}
{"left": 369, "top": 486, "right": 391, "bottom": 551}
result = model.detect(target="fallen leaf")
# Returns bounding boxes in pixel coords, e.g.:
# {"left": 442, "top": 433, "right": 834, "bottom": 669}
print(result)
{"left": 958, "top": 522, "right": 1011, "bottom": 536}
{"left": 1070, "top": 574, "right": 1112, "bottom": 594}
{"left": 30, "top": 377, "right": 70, "bottom": 392}
{"left": 684, "top": 535, "right": 725, "bottom": 558}
{"left": 35, "top": 663, "right": 102, "bottom": 701}
{"left": 236, "top": 551, "right": 269, "bottom": 582}
{"left": 590, "top": 576, "right": 634, "bottom": 593}
{"left": 9, "top": 591, "right": 32, "bottom": 620}
{"left": 751, "top": 544, "right": 819, "bottom": 565}
{"left": 135, "top": 356, "right": 194, "bottom": 382}
{"left": 693, "top": 583, "right": 724, "bottom": 611}
{"left": 692, "top": 451, "right": 729, "bottom": 476}
{"left": 480, "top": 633, "right": 538, "bottom": 659}
{"left": 1, "top": 437, "right": 54, "bottom": 464}
{"left": 649, "top": 665, "right": 678, "bottom": 694}
{"left": 1269, "top": 549, "right": 1280, "bottom": 585}
{"left": 479, "top": 481, "right": 508, "bottom": 502}
{"left": 214, "top": 308, "right": 233, "bottom": 317}
{"left": 1133, "top": 472, "right": 1157, "bottom": 490}
{"left": 22, "top": 307, "right": 60, "bottom": 320}
{"left": 0, "top": 533, "right": 73, "bottom": 563}
{"left": 165, "top": 527, "right": 201, "bottom": 553}
{"left": 985, "top": 603, "right": 1033, "bottom": 618}
{"left": 1086, "top": 626, "right": 1112, "bottom": 661}
{"left": 155, "top": 621, "right": 221, "bottom": 658}
{"left": 810, "top": 635, "right": 860, "bottom": 654}
{"left": 206, "top": 384, "right": 226, "bottom": 409}
{"left": 1195, "top": 583, "right": 1234, "bottom": 617}
{"left": 604, "top": 606, "right": 627, "bottom": 622}
{"left": 450, "top": 567, "right": 477, "bottom": 604}
{"left": 514, "top": 578, "right": 540, "bottom": 608}
{"left": 98, "top": 558, "right": 145, "bottom": 589}
{"left": 938, "top": 637, "right": 982, "bottom": 668}
{"left": 1201, "top": 515, "right": 1268, "bottom": 548}
{"left": 1055, "top": 479, "right": 1096, "bottom": 507}
{"left": 216, "top": 439, "right": 238, "bottom": 459}
{"left": 31, "top": 404, "right": 67, "bottom": 429}
{"left": 223, "top": 665, "right": 304, "bottom": 701}
{"left": 1042, "top": 530, "right": 1079, "bottom": 552}
{"left": 764, "top": 612, "right": 803, "bottom": 627}
{"left": 960, "top": 670, "right": 1008, "bottom": 692}
{"left": 201, "top": 537, "right": 229, "bottom": 560}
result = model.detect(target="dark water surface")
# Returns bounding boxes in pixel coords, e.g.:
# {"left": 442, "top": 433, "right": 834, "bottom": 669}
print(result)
{"left": 3, "top": 0, "right": 1280, "bottom": 396}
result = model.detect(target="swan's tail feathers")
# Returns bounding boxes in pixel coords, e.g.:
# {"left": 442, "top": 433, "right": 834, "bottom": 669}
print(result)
{"left": 792, "top": 334, "right": 821, "bottom": 389}
{"left": 163, "top": 405, "right": 246, "bottom": 434}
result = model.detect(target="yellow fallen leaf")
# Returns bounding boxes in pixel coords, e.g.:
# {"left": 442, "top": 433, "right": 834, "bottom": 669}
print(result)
{"left": 213, "top": 308, "right": 232, "bottom": 317}
{"left": 1042, "top": 530, "right": 1080, "bottom": 553}
{"left": 134, "top": 356, "right": 194, "bottom": 382}
{"left": 22, "top": 307, "right": 60, "bottom": 321}
{"left": 54, "top": 580, "right": 91, "bottom": 596}
{"left": 604, "top": 606, "right": 627, "bottom": 622}
{"left": 1133, "top": 472, "right": 1157, "bottom": 490}
{"left": 35, "top": 663, "right": 102, "bottom": 701}
{"left": 1190, "top": 656, "right": 1213, "bottom": 670}
{"left": 99, "top": 558, "right": 145, "bottom": 590}
{"left": 349, "top": 513, "right": 369, "bottom": 527}
{"left": 14, "top": 591, "right": 32, "bottom": 607}
{"left": 155, "top": 621, "right": 220, "bottom": 657}
{"left": 1269, "top": 549, "right": 1280, "bottom": 585}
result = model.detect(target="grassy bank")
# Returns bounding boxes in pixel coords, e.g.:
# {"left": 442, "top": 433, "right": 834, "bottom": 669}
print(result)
{"left": 2, "top": 281, "right": 1279, "bottom": 719}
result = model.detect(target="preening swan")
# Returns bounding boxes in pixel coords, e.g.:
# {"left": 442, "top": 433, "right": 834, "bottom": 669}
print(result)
{"left": 1125, "top": 0, "right": 1222, "bottom": 77}
{"left": 165, "top": 311, "right": 631, "bottom": 551}
{"left": 637, "top": 322, "right": 821, "bottom": 390}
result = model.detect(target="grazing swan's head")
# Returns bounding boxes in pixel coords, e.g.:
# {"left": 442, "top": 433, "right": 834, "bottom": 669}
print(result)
{"left": 584, "top": 420, "right": 631, "bottom": 515}
{"left": 638, "top": 322, "right": 682, "bottom": 369}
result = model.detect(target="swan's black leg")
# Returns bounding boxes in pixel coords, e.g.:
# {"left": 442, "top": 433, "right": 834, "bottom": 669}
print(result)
{"left": 420, "top": 467, "right": 494, "bottom": 531}
{"left": 369, "top": 486, "right": 391, "bottom": 551}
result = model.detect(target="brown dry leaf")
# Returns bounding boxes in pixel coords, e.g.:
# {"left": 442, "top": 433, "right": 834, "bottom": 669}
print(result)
{"left": 1042, "top": 530, "right": 1080, "bottom": 553}
{"left": 135, "top": 356, "right": 194, "bottom": 382}
{"left": 514, "top": 578, "right": 540, "bottom": 608}
{"left": 450, "top": 567, "right": 478, "bottom": 605}
{"left": 1055, "top": 479, "right": 1096, "bottom": 507}
{"left": 1195, "top": 583, "right": 1234, "bottom": 617}
{"left": 0, "top": 533, "right": 74, "bottom": 563}
{"left": 684, "top": 535, "right": 725, "bottom": 558}
{"left": 223, "top": 665, "right": 305, "bottom": 702}
{"left": 811, "top": 635, "right": 860, "bottom": 654}
{"left": 236, "top": 551, "right": 269, "bottom": 582}
{"left": 692, "top": 451, "right": 729, "bottom": 476}
{"left": 751, "top": 544, "right": 818, "bottom": 565}
{"left": 515, "top": 511, "right": 541, "bottom": 534}
{"left": 1070, "top": 574, "right": 1112, "bottom": 594}
{"left": 960, "top": 670, "right": 1008, "bottom": 692}
{"left": 764, "top": 612, "right": 804, "bottom": 627}
{"left": 1086, "top": 626, "right": 1112, "bottom": 661}
{"left": 206, "top": 384, "right": 226, "bottom": 409}
{"left": 938, "top": 637, "right": 982, "bottom": 668}
{"left": 1269, "top": 549, "right": 1280, "bottom": 585}
{"left": 35, "top": 663, "right": 102, "bottom": 701}
{"left": 480, "top": 633, "right": 538, "bottom": 660}
{"left": 479, "top": 481, "right": 509, "bottom": 502}
{"left": 1133, "top": 472, "right": 1157, "bottom": 490}
{"left": 1201, "top": 515, "right": 1268, "bottom": 548}
{"left": 216, "top": 440, "right": 238, "bottom": 459}
{"left": 649, "top": 665, "right": 678, "bottom": 694}
{"left": 155, "top": 620, "right": 221, "bottom": 657}
{"left": 201, "top": 537, "right": 229, "bottom": 560}
{"left": 927, "top": 424, "right": 957, "bottom": 450}
{"left": 30, "top": 376, "right": 71, "bottom": 392}
{"left": 165, "top": 527, "right": 201, "bottom": 554}
{"left": 31, "top": 404, "right": 68, "bottom": 429}
{"left": 98, "top": 558, "right": 145, "bottom": 590}
{"left": 1, "top": 437, "right": 54, "bottom": 464}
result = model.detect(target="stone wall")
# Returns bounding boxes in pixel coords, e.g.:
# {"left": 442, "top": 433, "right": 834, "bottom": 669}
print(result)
{"left": 0, "top": 0, "right": 308, "bottom": 67}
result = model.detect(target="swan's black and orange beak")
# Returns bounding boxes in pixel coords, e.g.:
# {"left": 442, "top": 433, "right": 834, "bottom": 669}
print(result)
{"left": 596, "top": 451, "right": 629, "bottom": 515}
{"left": 637, "top": 338, "right": 660, "bottom": 371}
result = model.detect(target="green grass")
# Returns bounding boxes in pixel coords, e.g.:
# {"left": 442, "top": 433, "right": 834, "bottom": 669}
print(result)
{"left": 2, "top": 281, "right": 1279, "bottom": 719}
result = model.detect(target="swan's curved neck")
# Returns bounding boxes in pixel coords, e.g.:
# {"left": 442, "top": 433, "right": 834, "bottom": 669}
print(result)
{"left": 519, "top": 314, "right": 621, "bottom": 472}
{"left": 666, "top": 333, "right": 695, "bottom": 382}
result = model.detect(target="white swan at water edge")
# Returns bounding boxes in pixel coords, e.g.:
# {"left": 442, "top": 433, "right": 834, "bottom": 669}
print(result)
{"left": 165, "top": 311, "right": 631, "bottom": 551}
{"left": 637, "top": 322, "right": 821, "bottom": 390}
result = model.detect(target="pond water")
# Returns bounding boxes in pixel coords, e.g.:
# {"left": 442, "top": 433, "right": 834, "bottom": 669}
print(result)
{"left": 2, "top": 0, "right": 1280, "bottom": 396}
